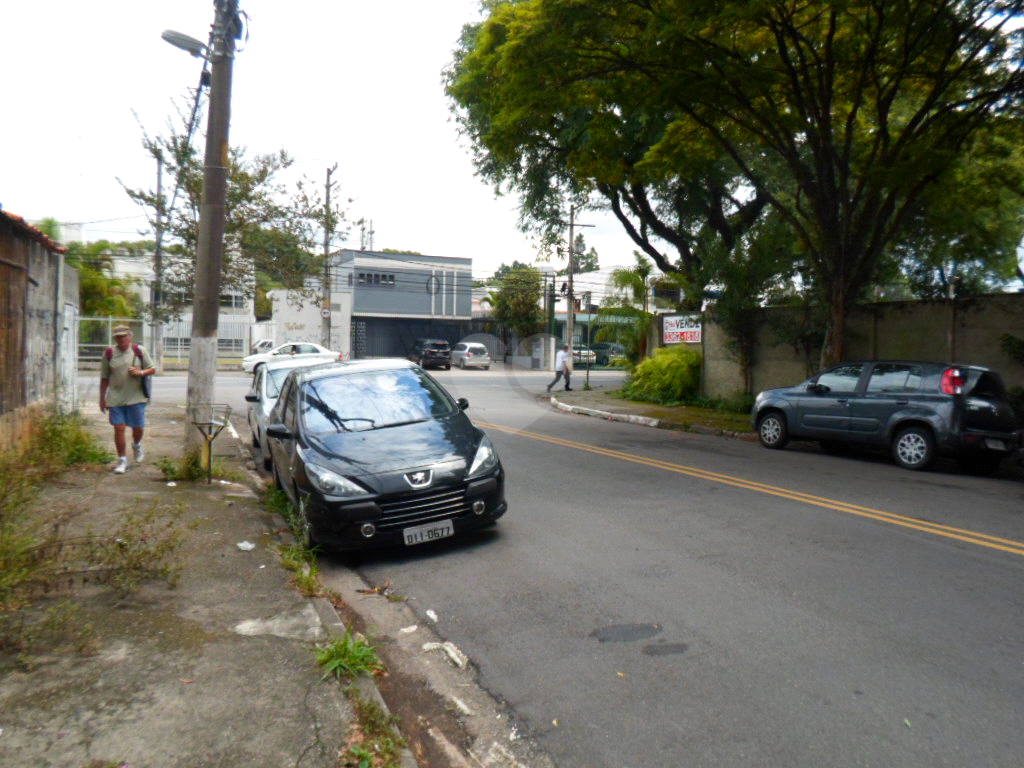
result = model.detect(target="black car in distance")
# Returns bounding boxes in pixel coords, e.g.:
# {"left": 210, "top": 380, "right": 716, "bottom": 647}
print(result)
{"left": 751, "top": 360, "right": 1022, "bottom": 473}
{"left": 408, "top": 338, "right": 452, "bottom": 370}
{"left": 265, "top": 359, "right": 507, "bottom": 551}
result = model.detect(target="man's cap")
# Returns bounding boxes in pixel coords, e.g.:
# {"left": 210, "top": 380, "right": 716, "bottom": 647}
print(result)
{"left": 112, "top": 325, "right": 132, "bottom": 337}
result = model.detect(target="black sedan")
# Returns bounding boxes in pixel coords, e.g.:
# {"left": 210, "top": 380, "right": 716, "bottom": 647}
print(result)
{"left": 265, "top": 358, "right": 507, "bottom": 550}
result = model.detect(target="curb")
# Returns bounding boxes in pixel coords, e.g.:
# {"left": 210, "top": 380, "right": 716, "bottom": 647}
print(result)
{"left": 314, "top": 599, "right": 420, "bottom": 768}
{"left": 550, "top": 395, "right": 757, "bottom": 441}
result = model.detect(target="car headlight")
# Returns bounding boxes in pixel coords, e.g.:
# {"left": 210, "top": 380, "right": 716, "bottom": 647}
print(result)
{"left": 468, "top": 435, "right": 500, "bottom": 477}
{"left": 304, "top": 461, "right": 371, "bottom": 498}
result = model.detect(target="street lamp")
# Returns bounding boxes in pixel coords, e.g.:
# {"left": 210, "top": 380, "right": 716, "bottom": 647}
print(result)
{"left": 164, "top": 0, "right": 242, "bottom": 450}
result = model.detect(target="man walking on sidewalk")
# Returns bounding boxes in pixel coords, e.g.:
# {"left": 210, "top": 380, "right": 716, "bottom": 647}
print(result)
{"left": 99, "top": 325, "right": 154, "bottom": 474}
{"left": 547, "top": 344, "right": 573, "bottom": 392}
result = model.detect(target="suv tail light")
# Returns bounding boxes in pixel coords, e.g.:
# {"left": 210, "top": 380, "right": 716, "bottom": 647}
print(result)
{"left": 940, "top": 367, "right": 966, "bottom": 395}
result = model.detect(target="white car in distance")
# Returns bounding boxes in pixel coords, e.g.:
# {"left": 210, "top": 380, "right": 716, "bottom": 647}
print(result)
{"left": 241, "top": 341, "right": 342, "bottom": 373}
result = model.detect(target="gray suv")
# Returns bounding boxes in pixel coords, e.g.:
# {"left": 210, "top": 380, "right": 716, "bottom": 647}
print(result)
{"left": 752, "top": 361, "right": 1022, "bottom": 473}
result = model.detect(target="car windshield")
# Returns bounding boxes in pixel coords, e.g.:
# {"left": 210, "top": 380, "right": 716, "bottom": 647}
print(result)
{"left": 299, "top": 368, "right": 457, "bottom": 434}
{"left": 267, "top": 367, "right": 296, "bottom": 398}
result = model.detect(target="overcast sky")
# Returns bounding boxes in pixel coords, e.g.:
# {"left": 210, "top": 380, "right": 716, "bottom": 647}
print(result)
{"left": 2, "top": 0, "right": 643, "bottom": 282}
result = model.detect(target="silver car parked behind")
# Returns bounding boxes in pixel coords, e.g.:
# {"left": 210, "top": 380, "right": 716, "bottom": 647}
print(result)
{"left": 246, "top": 357, "right": 326, "bottom": 469}
{"left": 451, "top": 342, "right": 492, "bottom": 370}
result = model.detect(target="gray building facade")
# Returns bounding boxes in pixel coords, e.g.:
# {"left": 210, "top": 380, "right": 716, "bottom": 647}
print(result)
{"left": 335, "top": 250, "right": 473, "bottom": 357}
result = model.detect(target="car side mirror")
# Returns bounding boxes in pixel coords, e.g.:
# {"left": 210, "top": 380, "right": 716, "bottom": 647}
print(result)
{"left": 808, "top": 383, "right": 830, "bottom": 394}
{"left": 245, "top": 391, "right": 259, "bottom": 402}
{"left": 266, "top": 423, "right": 292, "bottom": 439}
{"left": 457, "top": 397, "right": 469, "bottom": 410}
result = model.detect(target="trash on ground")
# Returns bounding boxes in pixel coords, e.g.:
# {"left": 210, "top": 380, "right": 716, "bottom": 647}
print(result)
{"left": 422, "top": 641, "right": 468, "bottom": 669}
{"left": 237, "top": 541, "right": 256, "bottom": 551}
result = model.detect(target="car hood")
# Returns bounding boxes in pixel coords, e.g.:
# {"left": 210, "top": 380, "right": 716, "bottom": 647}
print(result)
{"left": 303, "top": 415, "right": 477, "bottom": 477}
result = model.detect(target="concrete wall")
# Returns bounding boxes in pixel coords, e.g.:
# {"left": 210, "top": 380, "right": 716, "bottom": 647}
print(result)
{"left": 0, "top": 213, "right": 79, "bottom": 451}
{"left": 701, "top": 294, "right": 1024, "bottom": 396}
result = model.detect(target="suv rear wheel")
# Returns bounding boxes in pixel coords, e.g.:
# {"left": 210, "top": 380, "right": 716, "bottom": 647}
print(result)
{"left": 757, "top": 411, "right": 789, "bottom": 449}
{"left": 892, "top": 425, "right": 935, "bottom": 470}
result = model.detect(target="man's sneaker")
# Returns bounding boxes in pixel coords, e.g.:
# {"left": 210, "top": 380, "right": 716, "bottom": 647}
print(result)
{"left": 113, "top": 457, "right": 128, "bottom": 474}
{"left": 133, "top": 442, "right": 145, "bottom": 463}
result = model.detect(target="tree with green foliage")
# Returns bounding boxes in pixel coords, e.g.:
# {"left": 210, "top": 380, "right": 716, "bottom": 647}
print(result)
{"left": 447, "top": 0, "right": 1024, "bottom": 367}
{"left": 491, "top": 265, "right": 544, "bottom": 349}
{"left": 121, "top": 105, "right": 348, "bottom": 319}
{"left": 446, "top": 2, "right": 772, "bottom": 309}
{"left": 557, "top": 233, "right": 598, "bottom": 275}
{"left": 64, "top": 240, "right": 147, "bottom": 317}
{"left": 598, "top": 254, "right": 656, "bottom": 365}
{"left": 491, "top": 260, "right": 536, "bottom": 283}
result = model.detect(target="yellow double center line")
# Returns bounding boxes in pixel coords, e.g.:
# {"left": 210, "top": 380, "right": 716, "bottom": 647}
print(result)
{"left": 479, "top": 421, "right": 1024, "bottom": 557}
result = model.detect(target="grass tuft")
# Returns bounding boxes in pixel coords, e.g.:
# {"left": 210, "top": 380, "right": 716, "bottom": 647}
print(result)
{"left": 315, "top": 629, "right": 385, "bottom": 682}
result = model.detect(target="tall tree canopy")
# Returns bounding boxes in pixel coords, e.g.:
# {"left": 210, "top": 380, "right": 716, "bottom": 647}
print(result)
{"left": 447, "top": 0, "right": 1024, "bottom": 365}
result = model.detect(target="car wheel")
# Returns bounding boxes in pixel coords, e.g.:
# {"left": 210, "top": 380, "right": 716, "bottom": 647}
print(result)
{"left": 460, "top": 358, "right": 466, "bottom": 369}
{"left": 418, "top": 356, "right": 425, "bottom": 367}
{"left": 297, "top": 492, "right": 317, "bottom": 549}
{"left": 445, "top": 363, "right": 451, "bottom": 370}
{"left": 483, "top": 366, "right": 490, "bottom": 370}
{"left": 262, "top": 451, "right": 273, "bottom": 471}
{"left": 272, "top": 459, "right": 284, "bottom": 491}
{"left": 251, "top": 431, "right": 260, "bottom": 449}
{"left": 892, "top": 425, "right": 935, "bottom": 470}
{"left": 757, "top": 411, "right": 789, "bottom": 449}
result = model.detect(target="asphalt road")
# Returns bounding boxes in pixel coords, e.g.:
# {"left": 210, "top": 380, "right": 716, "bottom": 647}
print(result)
{"left": 79, "top": 367, "right": 1024, "bottom": 767}
{"left": 334, "top": 366, "right": 1024, "bottom": 768}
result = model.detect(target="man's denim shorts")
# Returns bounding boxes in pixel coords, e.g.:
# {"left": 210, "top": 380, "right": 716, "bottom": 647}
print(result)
{"left": 108, "top": 402, "right": 147, "bottom": 429}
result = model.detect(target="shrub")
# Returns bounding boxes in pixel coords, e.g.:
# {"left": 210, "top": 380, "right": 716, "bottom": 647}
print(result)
{"left": 621, "top": 345, "right": 702, "bottom": 405}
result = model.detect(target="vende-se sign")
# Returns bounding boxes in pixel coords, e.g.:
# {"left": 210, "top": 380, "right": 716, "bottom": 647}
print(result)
{"left": 664, "top": 314, "right": 702, "bottom": 344}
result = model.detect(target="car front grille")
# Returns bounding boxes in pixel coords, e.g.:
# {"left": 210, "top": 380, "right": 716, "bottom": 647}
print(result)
{"left": 374, "top": 484, "right": 468, "bottom": 530}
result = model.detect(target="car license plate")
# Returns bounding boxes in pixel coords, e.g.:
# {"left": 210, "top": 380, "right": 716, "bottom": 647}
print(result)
{"left": 403, "top": 520, "right": 454, "bottom": 546}
{"left": 985, "top": 438, "right": 1006, "bottom": 450}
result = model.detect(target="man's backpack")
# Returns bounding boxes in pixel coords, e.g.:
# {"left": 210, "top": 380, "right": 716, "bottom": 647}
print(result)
{"left": 104, "top": 344, "right": 152, "bottom": 399}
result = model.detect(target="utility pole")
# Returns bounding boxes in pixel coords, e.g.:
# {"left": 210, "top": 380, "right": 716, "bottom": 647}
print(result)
{"left": 185, "top": 0, "right": 241, "bottom": 448}
{"left": 565, "top": 204, "right": 594, "bottom": 347}
{"left": 321, "top": 164, "right": 338, "bottom": 349}
{"left": 151, "top": 153, "right": 165, "bottom": 374}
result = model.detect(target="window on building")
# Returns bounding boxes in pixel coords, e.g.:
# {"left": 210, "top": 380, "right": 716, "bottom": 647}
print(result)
{"left": 219, "top": 294, "right": 246, "bottom": 309}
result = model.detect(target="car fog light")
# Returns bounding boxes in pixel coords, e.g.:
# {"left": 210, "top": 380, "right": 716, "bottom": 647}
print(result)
{"left": 360, "top": 523, "right": 376, "bottom": 538}
{"left": 472, "top": 500, "right": 485, "bottom": 515}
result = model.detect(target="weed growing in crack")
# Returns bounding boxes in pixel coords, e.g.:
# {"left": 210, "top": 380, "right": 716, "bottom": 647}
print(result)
{"left": 154, "top": 450, "right": 243, "bottom": 483}
{"left": 79, "top": 501, "right": 192, "bottom": 595}
{"left": 341, "top": 686, "right": 406, "bottom": 768}
{"left": 316, "top": 629, "right": 384, "bottom": 682}
{"left": 1, "top": 409, "right": 190, "bottom": 664}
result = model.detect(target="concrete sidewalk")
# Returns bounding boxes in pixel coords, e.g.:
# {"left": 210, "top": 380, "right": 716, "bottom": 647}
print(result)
{"left": 0, "top": 401, "right": 412, "bottom": 768}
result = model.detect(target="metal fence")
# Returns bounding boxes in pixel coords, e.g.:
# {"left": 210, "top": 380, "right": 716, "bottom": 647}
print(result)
{"left": 79, "top": 316, "right": 252, "bottom": 367}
